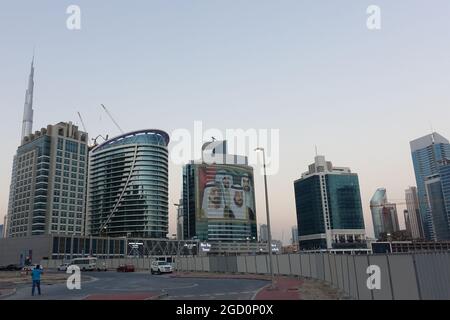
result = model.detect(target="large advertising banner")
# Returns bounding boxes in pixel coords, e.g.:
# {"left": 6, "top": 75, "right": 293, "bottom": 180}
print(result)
{"left": 196, "top": 164, "right": 256, "bottom": 222}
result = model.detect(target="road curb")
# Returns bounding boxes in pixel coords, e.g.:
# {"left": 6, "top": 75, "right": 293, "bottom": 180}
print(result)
{"left": 170, "top": 273, "right": 271, "bottom": 282}
{"left": 251, "top": 283, "right": 271, "bottom": 300}
{"left": 0, "top": 288, "right": 17, "bottom": 299}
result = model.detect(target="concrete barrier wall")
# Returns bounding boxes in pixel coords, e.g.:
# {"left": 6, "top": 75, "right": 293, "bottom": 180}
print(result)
{"left": 368, "top": 255, "right": 393, "bottom": 300}
{"left": 300, "top": 254, "right": 311, "bottom": 277}
{"left": 40, "top": 251, "right": 450, "bottom": 300}
{"left": 237, "top": 256, "right": 247, "bottom": 273}
{"left": 277, "top": 255, "right": 291, "bottom": 275}
{"left": 289, "top": 254, "right": 301, "bottom": 276}
{"left": 415, "top": 253, "right": 450, "bottom": 300}
{"left": 387, "top": 255, "right": 419, "bottom": 300}
{"left": 246, "top": 256, "right": 256, "bottom": 273}
{"left": 354, "top": 255, "right": 371, "bottom": 300}
{"left": 341, "top": 255, "right": 350, "bottom": 295}
{"left": 256, "top": 255, "right": 268, "bottom": 274}
{"left": 335, "top": 255, "right": 344, "bottom": 290}
{"left": 324, "top": 254, "right": 332, "bottom": 283}
{"left": 329, "top": 254, "right": 338, "bottom": 287}
{"left": 347, "top": 255, "right": 358, "bottom": 299}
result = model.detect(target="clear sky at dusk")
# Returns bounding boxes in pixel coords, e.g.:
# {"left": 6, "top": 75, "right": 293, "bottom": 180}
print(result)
{"left": 1, "top": 1, "right": 450, "bottom": 243}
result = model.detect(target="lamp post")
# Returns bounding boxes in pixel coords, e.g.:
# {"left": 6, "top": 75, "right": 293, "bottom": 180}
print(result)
{"left": 255, "top": 147, "right": 275, "bottom": 289}
{"left": 174, "top": 203, "right": 182, "bottom": 271}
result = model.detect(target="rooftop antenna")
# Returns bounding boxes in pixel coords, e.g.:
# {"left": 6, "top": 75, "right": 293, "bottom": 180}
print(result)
{"left": 429, "top": 122, "right": 435, "bottom": 144}
{"left": 315, "top": 145, "right": 318, "bottom": 156}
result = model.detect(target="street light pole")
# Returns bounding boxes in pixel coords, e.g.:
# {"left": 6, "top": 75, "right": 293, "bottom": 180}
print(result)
{"left": 255, "top": 147, "right": 275, "bottom": 289}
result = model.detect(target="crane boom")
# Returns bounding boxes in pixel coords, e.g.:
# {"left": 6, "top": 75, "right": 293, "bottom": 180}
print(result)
{"left": 77, "top": 112, "right": 88, "bottom": 133}
{"left": 101, "top": 104, "right": 124, "bottom": 134}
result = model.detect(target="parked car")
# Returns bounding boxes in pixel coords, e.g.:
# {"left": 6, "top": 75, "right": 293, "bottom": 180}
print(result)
{"left": 151, "top": 261, "right": 173, "bottom": 275}
{"left": 5, "top": 264, "right": 22, "bottom": 271}
{"left": 58, "top": 263, "right": 71, "bottom": 271}
{"left": 117, "top": 264, "right": 135, "bottom": 272}
{"left": 95, "top": 261, "right": 107, "bottom": 272}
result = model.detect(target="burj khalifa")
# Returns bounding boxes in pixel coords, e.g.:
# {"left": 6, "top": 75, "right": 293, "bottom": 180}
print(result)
{"left": 21, "top": 56, "right": 35, "bottom": 141}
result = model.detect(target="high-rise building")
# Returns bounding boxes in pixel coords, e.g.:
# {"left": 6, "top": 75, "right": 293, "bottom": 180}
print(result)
{"left": 259, "top": 224, "right": 268, "bottom": 242}
{"left": 0, "top": 224, "right": 3, "bottom": 238}
{"left": 87, "top": 130, "right": 170, "bottom": 238}
{"left": 405, "top": 186, "right": 425, "bottom": 239}
{"left": 21, "top": 56, "right": 35, "bottom": 142}
{"left": 403, "top": 209, "right": 412, "bottom": 236}
{"left": 410, "top": 132, "right": 450, "bottom": 240}
{"left": 439, "top": 163, "right": 450, "bottom": 240}
{"left": 182, "top": 141, "right": 257, "bottom": 242}
{"left": 424, "top": 172, "right": 450, "bottom": 240}
{"left": 370, "top": 188, "right": 400, "bottom": 239}
{"left": 6, "top": 122, "right": 89, "bottom": 238}
{"left": 291, "top": 226, "right": 298, "bottom": 245}
{"left": 294, "top": 155, "right": 367, "bottom": 251}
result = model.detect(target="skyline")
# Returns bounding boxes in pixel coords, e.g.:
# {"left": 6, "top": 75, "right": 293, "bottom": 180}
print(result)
{"left": 2, "top": 1, "right": 450, "bottom": 243}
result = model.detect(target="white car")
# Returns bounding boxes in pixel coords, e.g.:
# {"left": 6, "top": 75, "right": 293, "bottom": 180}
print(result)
{"left": 151, "top": 261, "right": 173, "bottom": 274}
{"left": 58, "top": 263, "right": 71, "bottom": 271}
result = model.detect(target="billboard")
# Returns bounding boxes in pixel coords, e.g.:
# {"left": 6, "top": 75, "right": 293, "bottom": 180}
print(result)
{"left": 195, "top": 164, "right": 256, "bottom": 222}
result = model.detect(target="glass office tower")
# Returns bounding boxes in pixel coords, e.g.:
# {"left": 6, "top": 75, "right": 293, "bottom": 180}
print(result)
{"left": 410, "top": 132, "right": 450, "bottom": 240}
{"left": 88, "top": 130, "right": 170, "bottom": 238}
{"left": 370, "top": 188, "right": 400, "bottom": 239}
{"left": 294, "top": 156, "right": 367, "bottom": 252}
{"left": 439, "top": 164, "right": 450, "bottom": 239}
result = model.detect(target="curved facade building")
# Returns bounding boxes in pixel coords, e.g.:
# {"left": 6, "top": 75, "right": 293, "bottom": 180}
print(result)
{"left": 370, "top": 188, "right": 400, "bottom": 239}
{"left": 88, "top": 130, "right": 170, "bottom": 239}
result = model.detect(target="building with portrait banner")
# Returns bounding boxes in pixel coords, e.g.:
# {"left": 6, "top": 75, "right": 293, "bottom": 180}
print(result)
{"left": 182, "top": 141, "right": 257, "bottom": 243}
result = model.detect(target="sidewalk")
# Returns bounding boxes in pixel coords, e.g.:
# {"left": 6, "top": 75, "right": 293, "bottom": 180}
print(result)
{"left": 172, "top": 272, "right": 346, "bottom": 300}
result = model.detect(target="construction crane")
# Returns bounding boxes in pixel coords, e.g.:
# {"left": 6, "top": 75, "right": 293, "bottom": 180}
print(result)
{"left": 77, "top": 112, "right": 88, "bottom": 133}
{"left": 101, "top": 104, "right": 124, "bottom": 134}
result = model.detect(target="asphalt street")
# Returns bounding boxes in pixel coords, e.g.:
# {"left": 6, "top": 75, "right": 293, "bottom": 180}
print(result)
{"left": 5, "top": 271, "right": 269, "bottom": 300}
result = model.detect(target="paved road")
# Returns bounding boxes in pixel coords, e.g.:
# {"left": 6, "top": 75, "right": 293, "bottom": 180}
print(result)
{"left": 5, "top": 271, "right": 268, "bottom": 300}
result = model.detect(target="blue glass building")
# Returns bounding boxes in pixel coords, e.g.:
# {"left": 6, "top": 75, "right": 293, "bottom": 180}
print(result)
{"left": 410, "top": 132, "right": 450, "bottom": 240}
{"left": 293, "top": 156, "right": 367, "bottom": 252}
{"left": 425, "top": 174, "right": 450, "bottom": 240}
{"left": 88, "top": 130, "right": 170, "bottom": 238}
{"left": 440, "top": 164, "right": 450, "bottom": 238}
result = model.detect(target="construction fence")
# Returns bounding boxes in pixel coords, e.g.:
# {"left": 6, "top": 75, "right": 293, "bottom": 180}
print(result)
{"left": 175, "top": 252, "right": 450, "bottom": 300}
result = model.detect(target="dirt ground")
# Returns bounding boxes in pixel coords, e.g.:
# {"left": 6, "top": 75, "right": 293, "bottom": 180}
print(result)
{"left": 297, "top": 278, "right": 349, "bottom": 300}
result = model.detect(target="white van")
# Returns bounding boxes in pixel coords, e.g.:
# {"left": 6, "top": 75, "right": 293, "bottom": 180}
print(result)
{"left": 70, "top": 257, "right": 97, "bottom": 271}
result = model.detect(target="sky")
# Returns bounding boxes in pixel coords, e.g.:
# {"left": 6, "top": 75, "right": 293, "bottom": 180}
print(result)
{"left": 1, "top": 1, "right": 450, "bottom": 244}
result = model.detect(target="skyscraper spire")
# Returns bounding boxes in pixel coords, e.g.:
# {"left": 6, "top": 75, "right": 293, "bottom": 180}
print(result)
{"left": 21, "top": 54, "right": 35, "bottom": 142}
